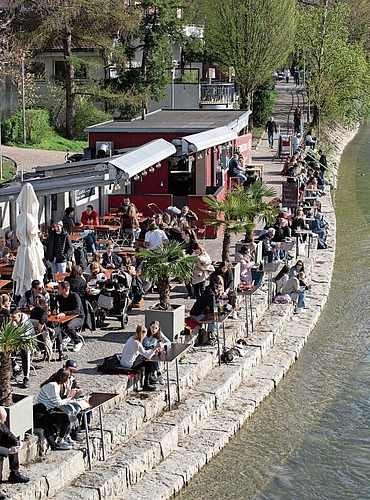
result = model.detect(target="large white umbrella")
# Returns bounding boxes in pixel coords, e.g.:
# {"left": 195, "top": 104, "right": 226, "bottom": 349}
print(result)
{"left": 12, "top": 183, "right": 46, "bottom": 297}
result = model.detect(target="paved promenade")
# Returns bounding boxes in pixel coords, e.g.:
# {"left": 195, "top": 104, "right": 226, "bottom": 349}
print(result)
{"left": 3, "top": 80, "right": 323, "bottom": 500}
{"left": 6, "top": 80, "right": 304, "bottom": 397}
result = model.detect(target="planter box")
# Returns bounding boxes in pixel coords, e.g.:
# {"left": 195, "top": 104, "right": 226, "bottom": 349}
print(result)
{"left": 5, "top": 394, "right": 34, "bottom": 440}
{"left": 145, "top": 304, "right": 185, "bottom": 341}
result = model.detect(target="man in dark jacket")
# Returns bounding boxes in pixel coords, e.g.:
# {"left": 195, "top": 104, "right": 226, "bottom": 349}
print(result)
{"left": 54, "top": 282, "right": 85, "bottom": 352}
{"left": 0, "top": 406, "right": 30, "bottom": 498}
{"left": 190, "top": 282, "right": 223, "bottom": 321}
{"left": 46, "top": 221, "right": 73, "bottom": 275}
{"left": 318, "top": 149, "right": 327, "bottom": 191}
{"left": 265, "top": 116, "right": 278, "bottom": 149}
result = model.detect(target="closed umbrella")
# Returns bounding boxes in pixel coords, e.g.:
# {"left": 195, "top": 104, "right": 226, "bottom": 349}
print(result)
{"left": 12, "top": 183, "right": 46, "bottom": 297}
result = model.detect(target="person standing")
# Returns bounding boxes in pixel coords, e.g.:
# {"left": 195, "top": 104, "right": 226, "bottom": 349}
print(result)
{"left": 318, "top": 149, "right": 328, "bottom": 190}
{"left": 265, "top": 116, "right": 278, "bottom": 149}
{"left": 9, "top": 307, "right": 35, "bottom": 389}
{"left": 0, "top": 405, "right": 30, "bottom": 497}
{"left": 284, "top": 68, "right": 291, "bottom": 83}
{"left": 46, "top": 221, "right": 73, "bottom": 275}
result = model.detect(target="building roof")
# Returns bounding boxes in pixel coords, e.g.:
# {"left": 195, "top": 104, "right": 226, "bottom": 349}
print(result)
{"left": 85, "top": 109, "right": 251, "bottom": 135}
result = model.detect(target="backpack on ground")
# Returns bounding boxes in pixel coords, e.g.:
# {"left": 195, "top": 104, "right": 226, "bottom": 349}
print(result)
{"left": 197, "top": 328, "right": 217, "bottom": 346}
{"left": 74, "top": 247, "right": 88, "bottom": 270}
{"left": 97, "top": 354, "right": 140, "bottom": 375}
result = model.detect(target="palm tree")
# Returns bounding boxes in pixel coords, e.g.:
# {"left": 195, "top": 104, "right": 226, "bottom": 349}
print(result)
{"left": 137, "top": 241, "right": 197, "bottom": 310}
{"left": 0, "top": 320, "right": 36, "bottom": 407}
{"left": 242, "top": 181, "right": 279, "bottom": 242}
{"left": 202, "top": 182, "right": 279, "bottom": 261}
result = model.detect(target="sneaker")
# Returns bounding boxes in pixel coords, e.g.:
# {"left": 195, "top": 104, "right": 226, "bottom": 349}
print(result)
{"left": 232, "top": 310, "right": 238, "bottom": 320}
{"left": 22, "top": 377, "right": 30, "bottom": 389}
{"left": 64, "top": 436, "right": 75, "bottom": 445}
{"left": 142, "top": 384, "right": 156, "bottom": 392}
{"left": 149, "top": 374, "right": 159, "bottom": 384}
{"left": 8, "top": 471, "right": 30, "bottom": 484}
{"left": 295, "top": 308, "right": 303, "bottom": 314}
{"left": 55, "top": 440, "right": 72, "bottom": 450}
{"left": 61, "top": 336, "right": 71, "bottom": 347}
{"left": 0, "top": 490, "right": 7, "bottom": 499}
{"left": 157, "top": 375, "right": 165, "bottom": 385}
{"left": 73, "top": 342, "right": 83, "bottom": 352}
{"left": 58, "top": 353, "right": 68, "bottom": 362}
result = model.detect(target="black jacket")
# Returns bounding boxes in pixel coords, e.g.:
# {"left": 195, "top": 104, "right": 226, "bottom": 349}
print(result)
{"left": 65, "top": 276, "right": 87, "bottom": 296}
{"left": 46, "top": 229, "right": 73, "bottom": 263}
{"left": 55, "top": 291, "right": 85, "bottom": 319}
{"left": 0, "top": 423, "right": 19, "bottom": 456}
{"left": 190, "top": 285, "right": 218, "bottom": 316}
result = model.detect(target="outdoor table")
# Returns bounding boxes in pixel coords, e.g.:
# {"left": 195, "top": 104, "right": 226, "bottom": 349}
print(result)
{"left": 236, "top": 283, "right": 262, "bottom": 336}
{"left": 54, "top": 272, "right": 70, "bottom": 282}
{"left": 264, "top": 262, "right": 281, "bottom": 308}
{"left": 0, "top": 279, "right": 11, "bottom": 289}
{"left": 99, "top": 215, "right": 120, "bottom": 224}
{"left": 199, "top": 311, "right": 231, "bottom": 366}
{"left": 150, "top": 343, "right": 191, "bottom": 411}
{"left": 69, "top": 234, "right": 83, "bottom": 245}
{"left": 80, "top": 392, "right": 118, "bottom": 470}
{"left": 47, "top": 313, "right": 78, "bottom": 324}
{"left": 295, "top": 229, "right": 314, "bottom": 257}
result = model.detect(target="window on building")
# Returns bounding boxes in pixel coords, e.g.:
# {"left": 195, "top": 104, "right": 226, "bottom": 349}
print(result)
{"left": 27, "top": 61, "right": 45, "bottom": 80}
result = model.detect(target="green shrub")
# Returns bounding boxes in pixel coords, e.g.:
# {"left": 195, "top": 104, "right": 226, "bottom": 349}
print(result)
{"left": 75, "top": 98, "right": 111, "bottom": 141}
{"left": 252, "top": 79, "right": 276, "bottom": 126}
{"left": 2, "top": 109, "right": 53, "bottom": 145}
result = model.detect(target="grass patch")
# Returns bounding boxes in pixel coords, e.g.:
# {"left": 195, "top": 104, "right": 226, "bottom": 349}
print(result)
{"left": 0, "top": 157, "right": 17, "bottom": 184}
{"left": 5, "top": 131, "right": 87, "bottom": 153}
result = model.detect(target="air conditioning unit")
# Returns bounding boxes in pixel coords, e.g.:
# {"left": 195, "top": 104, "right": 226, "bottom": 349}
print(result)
{"left": 96, "top": 141, "right": 114, "bottom": 159}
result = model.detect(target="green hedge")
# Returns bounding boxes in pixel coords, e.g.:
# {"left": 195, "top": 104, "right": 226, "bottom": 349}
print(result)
{"left": 2, "top": 109, "right": 53, "bottom": 145}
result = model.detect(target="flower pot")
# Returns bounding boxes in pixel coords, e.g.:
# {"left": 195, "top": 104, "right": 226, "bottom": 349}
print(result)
{"left": 5, "top": 394, "right": 34, "bottom": 440}
{"left": 145, "top": 304, "right": 185, "bottom": 341}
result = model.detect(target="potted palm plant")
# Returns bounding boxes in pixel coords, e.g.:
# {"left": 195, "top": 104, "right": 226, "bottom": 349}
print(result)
{"left": 0, "top": 320, "right": 36, "bottom": 438}
{"left": 202, "top": 182, "right": 279, "bottom": 261}
{"left": 137, "top": 241, "right": 197, "bottom": 341}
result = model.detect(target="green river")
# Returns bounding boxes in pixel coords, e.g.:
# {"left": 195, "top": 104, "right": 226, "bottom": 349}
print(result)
{"left": 178, "top": 125, "right": 370, "bottom": 500}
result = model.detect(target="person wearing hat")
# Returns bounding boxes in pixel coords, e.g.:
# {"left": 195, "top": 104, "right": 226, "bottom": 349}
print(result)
{"left": 46, "top": 220, "right": 73, "bottom": 275}
{"left": 144, "top": 223, "right": 168, "bottom": 250}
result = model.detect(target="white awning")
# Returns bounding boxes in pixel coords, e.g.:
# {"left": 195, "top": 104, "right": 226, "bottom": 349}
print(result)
{"left": 228, "top": 110, "right": 252, "bottom": 133}
{"left": 108, "top": 139, "right": 176, "bottom": 179}
{"left": 181, "top": 126, "right": 237, "bottom": 153}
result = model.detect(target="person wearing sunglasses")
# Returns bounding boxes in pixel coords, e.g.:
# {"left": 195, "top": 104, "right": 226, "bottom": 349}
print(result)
{"left": 18, "top": 280, "right": 50, "bottom": 310}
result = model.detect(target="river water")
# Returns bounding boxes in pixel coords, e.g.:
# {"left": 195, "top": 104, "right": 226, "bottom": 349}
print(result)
{"left": 178, "top": 125, "right": 370, "bottom": 500}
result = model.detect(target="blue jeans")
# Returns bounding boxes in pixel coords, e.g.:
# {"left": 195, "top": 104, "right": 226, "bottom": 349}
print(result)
{"left": 268, "top": 132, "right": 275, "bottom": 148}
{"left": 51, "top": 261, "right": 67, "bottom": 274}
{"left": 252, "top": 269, "right": 264, "bottom": 286}
{"left": 297, "top": 291, "right": 306, "bottom": 308}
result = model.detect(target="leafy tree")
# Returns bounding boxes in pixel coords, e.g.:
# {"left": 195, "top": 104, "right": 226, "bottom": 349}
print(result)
{"left": 202, "top": 0, "right": 297, "bottom": 111}
{"left": 116, "top": 0, "right": 185, "bottom": 110}
{"left": 12, "top": 0, "right": 139, "bottom": 139}
{"left": 296, "top": 0, "right": 370, "bottom": 134}
{"left": 202, "top": 183, "right": 278, "bottom": 262}
{"left": 137, "top": 241, "right": 197, "bottom": 310}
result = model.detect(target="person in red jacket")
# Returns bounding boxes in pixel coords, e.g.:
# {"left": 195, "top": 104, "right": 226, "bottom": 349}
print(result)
{"left": 81, "top": 205, "right": 99, "bottom": 226}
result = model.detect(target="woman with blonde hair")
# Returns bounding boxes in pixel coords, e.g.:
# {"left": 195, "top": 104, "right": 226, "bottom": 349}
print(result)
{"left": 120, "top": 324, "right": 160, "bottom": 391}
{"left": 143, "top": 320, "right": 171, "bottom": 385}
{"left": 191, "top": 242, "right": 214, "bottom": 299}
{"left": 120, "top": 205, "right": 141, "bottom": 247}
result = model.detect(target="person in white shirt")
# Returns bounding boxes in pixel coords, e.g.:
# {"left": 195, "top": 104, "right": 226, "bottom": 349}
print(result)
{"left": 36, "top": 368, "right": 79, "bottom": 450}
{"left": 120, "top": 324, "right": 160, "bottom": 391}
{"left": 144, "top": 223, "right": 168, "bottom": 250}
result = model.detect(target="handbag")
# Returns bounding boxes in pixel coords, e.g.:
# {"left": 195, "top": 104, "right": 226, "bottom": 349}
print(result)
{"left": 98, "top": 293, "right": 114, "bottom": 309}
